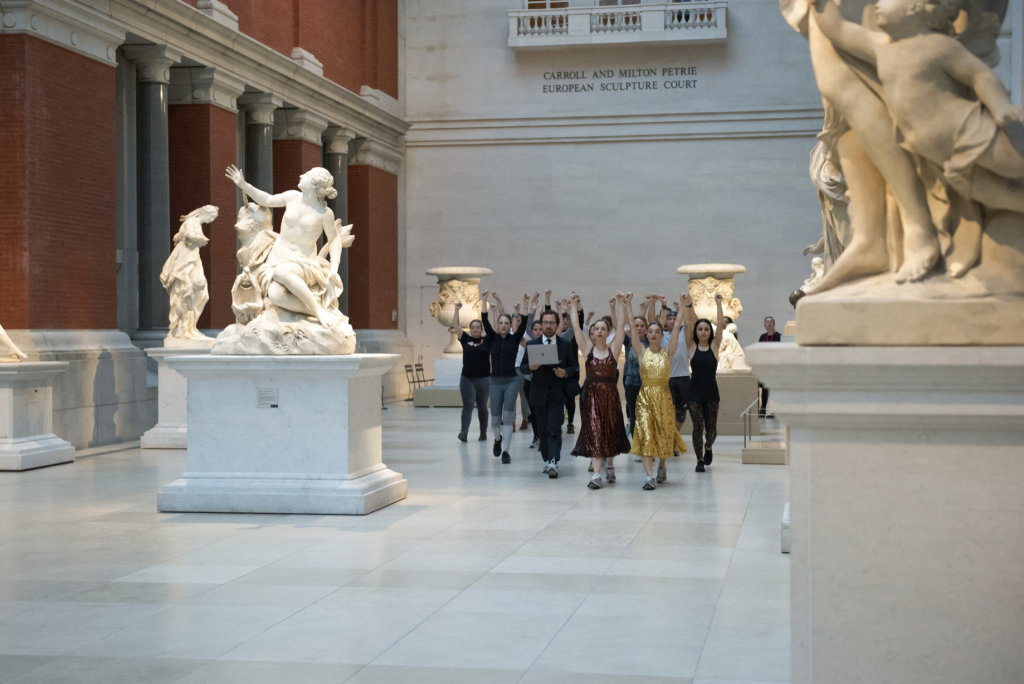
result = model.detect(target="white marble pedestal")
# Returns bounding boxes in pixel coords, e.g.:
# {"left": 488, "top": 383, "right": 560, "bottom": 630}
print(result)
{"left": 747, "top": 343, "right": 1024, "bottom": 684}
{"left": 0, "top": 362, "right": 75, "bottom": 470}
{"left": 140, "top": 347, "right": 212, "bottom": 449}
{"left": 157, "top": 354, "right": 406, "bottom": 515}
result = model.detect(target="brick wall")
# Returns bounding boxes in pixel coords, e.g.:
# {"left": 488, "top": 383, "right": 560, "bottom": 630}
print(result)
{"left": 0, "top": 35, "right": 116, "bottom": 329}
{"left": 168, "top": 104, "right": 238, "bottom": 329}
{"left": 181, "top": 0, "right": 398, "bottom": 98}
{"left": 272, "top": 139, "right": 324, "bottom": 229}
{"left": 347, "top": 166, "right": 398, "bottom": 330}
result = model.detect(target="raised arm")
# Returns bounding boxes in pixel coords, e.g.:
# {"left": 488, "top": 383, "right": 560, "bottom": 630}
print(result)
{"left": 811, "top": 0, "right": 879, "bottom": 65}
{"left": 225, "top": 165, "right": 294, "bottom": 208}
{"left": 544, "top": 289, "right": 552, "bottom": 312}
{"left": 492, "top": 292, "right": 506, "bottom": 317}
{"left": 625, "top": 292, "right": 645, "bottom": 364}
{"left": 658, "top": 295, "right": 669, "bottom": 329}
{"left": 610, "top": 293, "right": 627, "bottom": 359}
{"left": 453, "top": 301, "right": 464, "bottom": 338}
{"left": 568, "top": 293, "right": 589, "bottom": 355}
{"left": 712, "top": 293, "right": 725, "bottom": 358}
{"left": 665, "top": 293, "right": 684, "bottom": 359}
{"left": 681, "top": 292, "right": 698, "bottom": 356}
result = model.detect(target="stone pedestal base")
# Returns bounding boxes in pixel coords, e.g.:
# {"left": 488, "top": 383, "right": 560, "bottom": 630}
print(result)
{"left": 0, "top": 363, "right": 75, "bottom": 471}
{"left": 141, "top": 347, "right": 211, "bottom": 449}
{"left": 747, "top": 343, "right": 1024, "bottom": 684}
{"left": 157, "top": 354, "right": 406, "bottom": 515}
{"left": 414, "top": 357, "right": 463, "bottom": 407}
{"left": 716, "top": 370, "right": 760, "bottom": 436}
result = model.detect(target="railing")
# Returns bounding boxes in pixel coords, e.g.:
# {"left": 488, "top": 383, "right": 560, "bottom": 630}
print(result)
{"left": 515, "top": 11, "right": 569, "bottom": 36}
{"left": 741, "top": 398, "right": 759, "bottom": 448}
{"left": 666, "top": 5, "right": 721, "bottom": 29}
{"left": 509, "top": 2, "right": 727, "bottom": 48}
{"left": 591, "top": 10, "right": 642, "bottom": 33}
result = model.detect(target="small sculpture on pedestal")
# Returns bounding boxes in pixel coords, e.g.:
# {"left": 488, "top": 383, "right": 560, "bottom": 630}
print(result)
{"left": 160, "top": 205, "right": 217, "bottom": 347}
{"left": 0, "top": 323, "right": 27, "bottom": 363}
{"left": 717, "top": 323, "right": 750, "bottom": 371}
{"left": 217, "top": 166, "right": 356, "bottom": 355}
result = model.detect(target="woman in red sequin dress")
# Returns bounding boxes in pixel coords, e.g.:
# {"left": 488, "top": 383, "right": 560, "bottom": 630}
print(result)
{"left": 569, "top": 292, "right": 630, "bottom": 489}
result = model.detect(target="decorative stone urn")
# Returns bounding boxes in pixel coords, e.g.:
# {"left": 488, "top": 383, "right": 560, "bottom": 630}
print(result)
{"left": 426, "top": 267, "right": 493, "bottom": 354}
{"left": 677, "top": 263, "right": 746, "bottom": 322}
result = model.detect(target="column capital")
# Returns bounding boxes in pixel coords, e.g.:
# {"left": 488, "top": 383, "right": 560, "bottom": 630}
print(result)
{"left": 273, "top": 109, "right": 329, "bottom": 145}
{"left": 168, "top": 66, "right": 246, "bottom": 112}
{"left": 323, "top": 126, "right": 357, "bottom": 155}
{"left": 123, "top": 44, "right": 182, "bottom": 84}
{"left": 238, "top": 92, "right": 283, "bottom": 126}
{"left": 350, "top": 139, "right": 403, "bottom": 175}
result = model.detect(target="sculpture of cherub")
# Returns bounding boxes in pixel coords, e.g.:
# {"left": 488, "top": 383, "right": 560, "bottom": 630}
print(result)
{"left": 160, "top": 205, "right": 216, "bottom": 344}
{"left": 813, "top": 0, "right": 1024, "bottom": 214}
{"left": 225, "top": 165, "right": 353, "bottom": 329}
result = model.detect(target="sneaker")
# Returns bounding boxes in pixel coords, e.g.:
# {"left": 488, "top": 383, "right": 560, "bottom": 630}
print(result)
{"left": 567, "top": 424, "right": 575, "bottom": 434}
{"left": 704, "top": 449, "right": 713, "bottom": 465}
{"left": 458, "top": 431, "right": 467, "bottom": 443}
{"left": 542, "top": 461, "right": 552, "bottom": 474}
{"left": 605, "top": 465, "right": 616, "bottom": 483}
{"left": 520, "top": 419, "right": 529, "bottom": 430}
{"left": 696, "top": 460, "right": 705, "bottom": 472}
{"left": 530, "top": 437, "right": 539, "bottom": 449}
{"left": 657, "top": 466, "right": 667, "bottom": 484}
{"left": 643, "top": 476, "right": 656, "bottom": 490}
{"left": 633, "top": 454, "right": 642, "bottom": 463}
{"left": 548, "top": 464, "right": 559, "bottom": 479}
{"left": 588, "top": 463, "right": 594, "bottom": 472}
{"left": 492, "top": 438, "right": 502, "bottom": 457}
{"left": 501, "top": 452, "right": 511, "bottom": 464}
{"left": 479, "top": 432, "right": 487, "bottom": 441}
{"left": 588, "top": 473, "right": 603, "bottom": 489}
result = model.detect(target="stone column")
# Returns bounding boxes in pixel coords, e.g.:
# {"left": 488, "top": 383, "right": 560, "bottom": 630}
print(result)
{"left": 167, "top": 67, "right": 245, "bottom": 329}
{"left": 124, "top": 44, "right": 181, "bottom": 336}
{"left": 272, "top": 108, "right": 328, "bottom": 228}
{"left": 323, "top": 126, "right": 356, "bottom": 315}
{"left": 237, "top": 92, "right": 281, "bottom": 193}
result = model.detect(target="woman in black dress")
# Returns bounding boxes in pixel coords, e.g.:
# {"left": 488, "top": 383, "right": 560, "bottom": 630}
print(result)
{"left": 680, "top": 291, "right": 725, "bottom": 472}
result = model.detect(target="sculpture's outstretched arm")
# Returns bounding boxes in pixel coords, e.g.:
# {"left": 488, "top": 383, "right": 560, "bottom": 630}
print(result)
{"left": 811, "top": 0, "right": 879, "bottom": 65}
{"left": 225, "top": 165, "right": 294, "bottom": 208}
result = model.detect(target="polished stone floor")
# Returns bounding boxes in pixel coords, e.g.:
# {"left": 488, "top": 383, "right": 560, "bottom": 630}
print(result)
{"left": 0, "top": 403, "right": 789, "bottom": 684}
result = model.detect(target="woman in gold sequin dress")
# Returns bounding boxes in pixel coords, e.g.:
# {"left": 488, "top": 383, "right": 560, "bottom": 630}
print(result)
{"left": 626, "top": 293, "right": 687, "bottom": 490}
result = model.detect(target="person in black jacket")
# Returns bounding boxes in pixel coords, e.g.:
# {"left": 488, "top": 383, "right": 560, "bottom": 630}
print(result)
{"left": 453, "top": 297, "right": 491, "bottom": 443}
{"left": 525, "top": 309, "right": 574, "bottom": 478}
{"left": 484, "top": 292, "right": 527, "bottom": 463}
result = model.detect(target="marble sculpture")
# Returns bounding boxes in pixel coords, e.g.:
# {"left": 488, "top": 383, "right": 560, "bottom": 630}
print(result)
{"left": 215, "top": 166, "right": 356, "bottom": 355}
{"left": 0, "top": 324, "right": 27, "bottom": 362}
{"left": 717, "top": 323, "right": 750, "bottom": 371}
{"left": 782, "top": 0, "right": 1024, "bottom": 301}
{"left": 161, "top": 205, "right": 217, "bottom": 346}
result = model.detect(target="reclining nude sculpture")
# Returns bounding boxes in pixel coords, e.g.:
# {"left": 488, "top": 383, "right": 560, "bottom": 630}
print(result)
{"left": 781, "top": 0, "right": 1024, "bottom": 342}
{"left": 214, "top": 165, "right": 357, "bottom": 355}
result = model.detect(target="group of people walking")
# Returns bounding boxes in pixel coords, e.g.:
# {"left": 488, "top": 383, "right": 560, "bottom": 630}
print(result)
{"left": 452, "top": 288, "right": 726, "bottom": 490}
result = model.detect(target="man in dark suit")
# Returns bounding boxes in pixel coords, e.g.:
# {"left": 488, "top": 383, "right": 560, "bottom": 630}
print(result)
{"left": 524, "top": 309, "right": 572, "bottom": 478}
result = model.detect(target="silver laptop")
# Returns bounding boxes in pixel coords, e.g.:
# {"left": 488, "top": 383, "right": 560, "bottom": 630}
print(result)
{"left": 527, "top": 343, "right": 560, "bottom": 366}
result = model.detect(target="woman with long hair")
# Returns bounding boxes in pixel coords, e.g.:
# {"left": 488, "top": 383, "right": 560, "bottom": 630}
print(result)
{"left": 484, "top": 292, "right": 526, "bottom": 463}
{"left": 453, "top": 293, "right": 491, "bottom": 443}
{"left": 625, "top": 292, "right": 688, "bottom": 490}
{"left": 567, "top": 292, "right": 630, "bottom": 488}
{"left": 680, "top": 291, "right": 725, "bottom": 472}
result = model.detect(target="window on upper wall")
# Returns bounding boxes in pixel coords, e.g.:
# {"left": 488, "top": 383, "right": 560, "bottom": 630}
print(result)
{"left": 526, "top": 1, "right": 568, "bottom": 8}
{"left": 597, "top": 0, "right": 641, "bottom": 5}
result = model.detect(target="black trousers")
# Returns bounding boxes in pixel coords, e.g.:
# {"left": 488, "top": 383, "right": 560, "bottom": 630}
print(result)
{"left": 624, "top": 384, "right": 641, "bottom": 437}
{"left": 532, "top": 400, "right": 564, "bottom": 463}
{"left": 759, "top": 383, "right": 769, "bottom": 414}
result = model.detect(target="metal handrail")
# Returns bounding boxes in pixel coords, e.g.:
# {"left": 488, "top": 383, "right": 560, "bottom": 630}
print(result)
{"left": 740, "top": 398, "right": 759, "bottom": 448}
